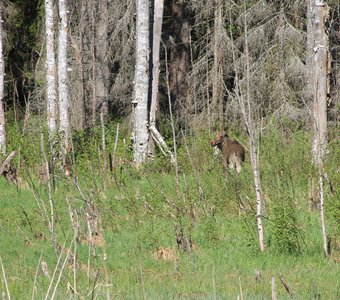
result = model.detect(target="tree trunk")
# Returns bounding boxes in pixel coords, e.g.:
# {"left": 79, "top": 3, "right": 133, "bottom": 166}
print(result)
{"left": 58, "top": 0, "right": 70, "bottom": 162}
{"left": 133, "top": 0, "right": 150, "bottom": 165}
{"left": 313, "top": 0, "right": 330, "bottom": 158}
{"left": 310, "top": 0, "right": 330, "bottom": 257}
{"left": 305, "top": 0, "right": 315, "bottom": 104}
{"left": 213, "top": 0, "right": 224, "bottom": 128}
{"left": 45, "top": 0, "right": 58, "bottom": 138}
{"left": 169, "top": 1, "right": 190, "bottom": 114}
{"left": 95, "top": 0, "right": 110, "bottom": 119}
{"left": 0, "top": 5, "right": 6, "bottom": 154}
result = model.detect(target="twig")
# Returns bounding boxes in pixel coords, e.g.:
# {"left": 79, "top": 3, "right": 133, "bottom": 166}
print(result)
{"left": 50, "top": 238, "right": 75, "bottom": 300}
{"left": 0, "top": 255, "right": 11, "bottom": 300}
{"left": 271, "top": 275, "right": 277, "bottom": 300}
{"left": 279, "top": 274, "right": 294, "bottom": 298}
{"left": 31, "top": 253, "right": 42, "bottom": 300}
{"left": 44, "top": 241, "right": 66, "bottom": 300}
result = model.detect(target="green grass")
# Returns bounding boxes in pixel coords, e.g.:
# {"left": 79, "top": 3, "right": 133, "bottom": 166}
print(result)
{"left": 0, "top": 127, "right": 339, "bottom": 299}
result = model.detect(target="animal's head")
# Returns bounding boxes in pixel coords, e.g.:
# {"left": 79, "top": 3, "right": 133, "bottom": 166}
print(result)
{"left": 211, "top": 133, "right": 228, "bottom": 147}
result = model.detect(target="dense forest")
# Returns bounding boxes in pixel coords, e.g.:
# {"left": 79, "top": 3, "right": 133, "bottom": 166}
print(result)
{"left": 0, "top": 0, "right": 339, "bottom": 298}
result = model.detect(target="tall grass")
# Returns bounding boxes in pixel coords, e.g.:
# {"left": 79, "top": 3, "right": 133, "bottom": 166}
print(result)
{"left": 0, "top": 123, "right": 339, "bottom": 298}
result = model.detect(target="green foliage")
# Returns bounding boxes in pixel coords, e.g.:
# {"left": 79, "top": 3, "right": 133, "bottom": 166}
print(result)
{"left": 270, "top": 191, "right": 302, "bottom": 254}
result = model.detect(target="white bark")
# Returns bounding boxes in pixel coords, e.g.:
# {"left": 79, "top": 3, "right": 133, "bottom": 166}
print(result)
{"left": 237, "top": 0, "right": 265, "bottom": 252}
{"left": 133, "top": 0, "right": 150, "bottom": 165}
{"left": 45, "top": 0, "right": 58, "bottom": 138}
{"left": 150, "top": 0, "right": 164, "bottom": 129}
{"left": 0, "top": 7, "right": 6, "bottom": 154}
{"left": 58, "top": 0, "right": 70, "bottom": 157}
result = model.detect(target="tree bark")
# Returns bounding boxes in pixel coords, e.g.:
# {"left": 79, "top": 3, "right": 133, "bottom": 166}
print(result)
{"left": 45, "top": 0, "right": 58, "bottom": 138}
{"left": 133, "top": 0, "right": 150, "bottom": 165}
{"left": 213, "top": 0, "right": 224, "bottom": 128}
{"left": 58, "top": 0, "right": 70, "bottom": 162}
{"left": 95, "top": 0, "right": 110, "bottom": 119}
{"left": 311, "top": 0, "right": 330, "bottom": 257}
{"left": 0, "top": 5, "right": 6, "bottom": 154}
{"left": 312, "top": 0, "right": 330, "bottom": 158}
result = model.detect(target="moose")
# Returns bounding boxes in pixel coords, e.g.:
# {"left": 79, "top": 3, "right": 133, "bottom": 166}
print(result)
{"left": 211, "top": 132, "right": 245, "bottom": 173}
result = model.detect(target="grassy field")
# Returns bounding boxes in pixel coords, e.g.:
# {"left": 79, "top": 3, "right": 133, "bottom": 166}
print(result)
{"left": 0, "top": 126, "right": 339, "bottom": 299}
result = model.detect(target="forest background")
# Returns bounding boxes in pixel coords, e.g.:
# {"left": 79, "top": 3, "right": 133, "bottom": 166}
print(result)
{"left": 0, "top": 0, "right": 339, "bottom": 299}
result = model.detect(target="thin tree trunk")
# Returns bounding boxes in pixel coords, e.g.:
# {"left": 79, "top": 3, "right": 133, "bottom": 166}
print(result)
{"left": 240, "top": 0, "right": 265, "bottom": 252}
{"left": 45, "top": 0, "right": 58, "bottom": 138}
{"left": 213, "top": 0, "right": 224, "bottom": 128}
{"left": 313, "top": 0, "right": 329, "bottom": 158}
{"left": 305, "top": 0, "right": 315, "bottom": 104}
{"left": 133, "top": 0, "right": 150, "bottom": 165}
{"left": 95, "top": 0, "right": 110, "bottom": 119}
{"left": 58, "top": 0, "right": 70, "bottom": 163}
{"left": 312, "top": 0, "right": 330, "bottom": 257}
{"left": 150, "top": 0, "right": 164, "bottom": 130}
{"left": 149, "top": 0, "right": 173, "bottom": 160}
{"left": 0, "top": 5, "right": 6, "bottom": 154}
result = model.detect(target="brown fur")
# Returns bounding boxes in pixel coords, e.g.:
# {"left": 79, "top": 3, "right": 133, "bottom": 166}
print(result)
{"left": 211, "top": 133, "right": 245, "bottom": 173}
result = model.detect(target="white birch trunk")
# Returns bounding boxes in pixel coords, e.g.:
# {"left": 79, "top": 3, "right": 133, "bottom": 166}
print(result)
{"left": 45, "top": 0, "right": 57, "bottom": 138}
{"left": 0, "top": 7, "right": 6, "bottom": 154}
{"left": 150, "top": 0, "right": 164, "bottom": 129}
{"left": 58, "top": 0, "right": 70, "bottom": 158}
{"left": 242, "top": 0, "right": 265, "bottom": 252}
{"left": 133, "top": 0, "right": 150, "bottom": 165}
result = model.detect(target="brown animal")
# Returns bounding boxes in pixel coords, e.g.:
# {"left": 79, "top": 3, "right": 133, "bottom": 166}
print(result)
{"left": 211, "top": 133, "right": 245, "bottom": 173}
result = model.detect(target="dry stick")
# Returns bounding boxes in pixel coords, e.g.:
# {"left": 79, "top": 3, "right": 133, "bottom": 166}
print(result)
{"left": 0, "top": 256, "right": 11, "bottom": 300}
{"left": 279, "top": 274, "right": 294, "bottom": 298}
{"left": 0, "top": 150, "right": 16, "bottom": 175}
{"left": 112, "top": 123, "right": 120, "bottom": 171}
{"left": 100, "top": 112, "right": 107, "bottom": 176}
{"left": 65, "top": 196, "right": 78, "bottom": 294}
{"left": 31, "top": 253, "right": 42, "bottom": 300}
{"left": 239, "top": 276, "right": 244, "bottom": 300}
{"left": 44, "top": 241, "right": 66, "bottom": 300}
{"left": 40, "top": 133, "right": 55, "bottom": 246}
{"left": 271, "top": 276, "right": 277, "bottom": 300}
{"left": 163, "top": 43, "right": 180, "bottom": 194}
{"left": 50, "top": 238, "right": 75, "bottom": 300}
{"left": 87, "top": 213, "right": 93, "bottom": 281}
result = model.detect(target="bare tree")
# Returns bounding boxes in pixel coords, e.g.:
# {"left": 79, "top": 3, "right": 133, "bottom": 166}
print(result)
{"left": 45, "top": 0, "right": 58, "bottom": 138}
{"left": 0, "top": 3, "right": 6, "bottom": 154}
{"left": 231, "top": 1, "right": 266, "bottom": 252}
{"left": 311, "top": 0, "right": 330, "bottom": 257}
{"left": 212, "top": 0, "right": 225, "bottom": 128}
{"left": 94, "top": 0, "right": 110, "bottom": 120}
{"left": 133, "top": 0, "right": 150, "bottom": 165}
{"left": 58, "top": 0, "right": 70, "bottom": 164}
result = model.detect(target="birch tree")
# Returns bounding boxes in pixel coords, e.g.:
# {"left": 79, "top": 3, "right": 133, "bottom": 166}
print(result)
{"left": 45, "top": 0, "right": 57, "bottom": 138}
{"left": 58, "top": 0, "right": 70, "bottom": 162}
{"left": 133, "top": 0, "right": 150, "bottom": 165}
{"left": 0, "top": 4, "right": 5, "bottom": 154}
{"left": 149, "top": 0, "right": 174, "bottom": 161}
